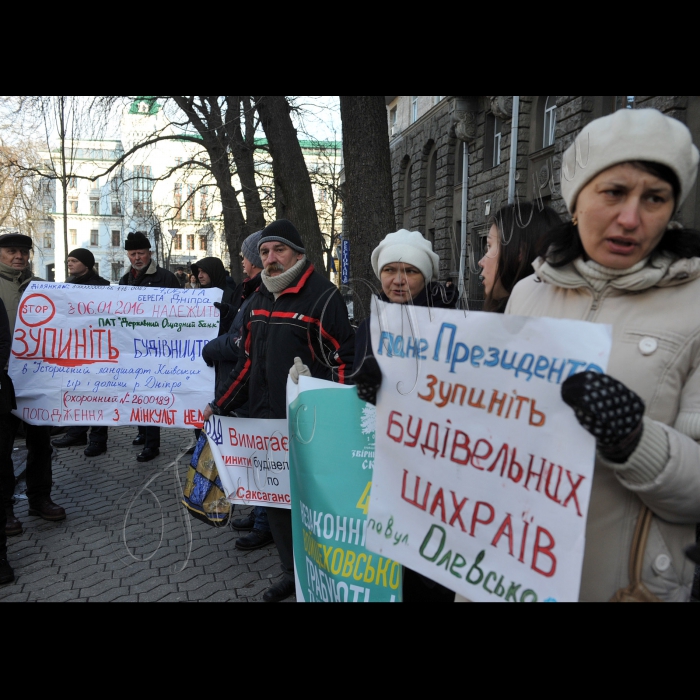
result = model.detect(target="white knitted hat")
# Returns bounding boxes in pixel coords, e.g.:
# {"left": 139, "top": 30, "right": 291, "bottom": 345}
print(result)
{"left": 562, "top": 108, "right": 699, "bottom": 214}
{"left": 371, "top": 230, "right": 440, "bottom": 282}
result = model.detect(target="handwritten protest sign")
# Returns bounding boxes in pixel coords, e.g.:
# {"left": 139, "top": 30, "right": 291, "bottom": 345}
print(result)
{"left": 204, "top": 415, "right": 291, "bottom": 509}
{"left": 288, "top": 377, "right": 402, "bottom": 603}
{"left": 9, "top": 282, "right": 222, "bottom": 429}
{"left": 366, "top": 302, "right": 612, "bottom": 603}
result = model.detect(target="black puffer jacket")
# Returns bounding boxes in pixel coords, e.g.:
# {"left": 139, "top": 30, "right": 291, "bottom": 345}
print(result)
{"left": 214, "top": 262, "right": 355, "bottom": 420}
{"left": 119, "top": 260, "right": 181, "bottom": 289}
{"left": 68, "top": 269, "right": 111, "bottom": 286}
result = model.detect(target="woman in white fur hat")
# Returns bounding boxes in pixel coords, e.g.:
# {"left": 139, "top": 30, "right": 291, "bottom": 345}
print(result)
{"left": 354, "top": 229, "right": 458, "bottom": 602}
{"left": 506, "top": 108, "right": 700, "bottom": 602}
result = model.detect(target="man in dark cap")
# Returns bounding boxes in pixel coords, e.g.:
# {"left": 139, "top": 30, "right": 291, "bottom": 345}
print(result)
{"left": 0, "top": 233, "right": 66, "bottom": 538}
{"left": 119, "top": 232, "right": 181, "bottom": 462}
{"left": 52, "top": 249, "right": 112, "bottom": 457}
{"left": 203, "top": 220, "right": 355, "bottom": 602}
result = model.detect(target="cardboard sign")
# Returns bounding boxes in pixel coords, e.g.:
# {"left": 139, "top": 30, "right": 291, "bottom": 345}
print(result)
{"left": 9, "top": 282, "right": 222, "bottom": 429}
{"left": 205, "top": 415, "right": 291, "bottom": 509}
{"left": 366, "top": 302, "right": 612, "bottom": 603}
{"left": 288, "top": 377, "right": 402, "bottom": 603}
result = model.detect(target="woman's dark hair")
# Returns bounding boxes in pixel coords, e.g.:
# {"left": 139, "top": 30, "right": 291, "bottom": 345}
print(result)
{"left": 539, "top": 160, "right": 700, "bottom": 267}
{"left": 484, "top": 202, "right": 563, "bottom": 313}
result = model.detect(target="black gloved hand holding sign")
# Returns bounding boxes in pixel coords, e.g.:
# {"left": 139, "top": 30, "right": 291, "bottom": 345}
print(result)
{"left": 561, "top": 372, "right": 645, "bottom": 464}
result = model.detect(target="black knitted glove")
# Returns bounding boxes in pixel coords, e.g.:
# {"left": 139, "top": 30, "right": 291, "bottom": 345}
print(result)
{"left": 686, "top": 544, "right": 700, "bottom": 565}
{"left": 354, "top": 357, "right": 383, "bottom": 406}
{"left": 561, "top": 372, "right": 645, "bottom": 464}
{"left": 214, "top": 302, "right": 232, "bottom": 318}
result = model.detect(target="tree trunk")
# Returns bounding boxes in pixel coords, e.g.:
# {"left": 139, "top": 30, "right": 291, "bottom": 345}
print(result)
{"left": 59, "top": 97, "right": 69, "bottom": 281}
{"left": 339, "top": 96, "right": 396, "bottom": 322}
{"left": 253, "top": 96, "right": 325, "bottom": 269}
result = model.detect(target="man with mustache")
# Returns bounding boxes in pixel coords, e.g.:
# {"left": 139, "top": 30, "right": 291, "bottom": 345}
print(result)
{"left": 203, "top": 220, "right": 355, "bottom": 603}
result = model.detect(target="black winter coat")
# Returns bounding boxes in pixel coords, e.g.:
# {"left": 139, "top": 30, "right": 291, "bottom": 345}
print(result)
{"left": 203, "top": 273, "right": 261, "bottom": 395}
{"left": 0, "top": 298, "right": 16, "bottom": 413}
{"left": 119, "top": 260, "right": 181, "bottom": 289}
{"left": 214, "top": 262, "right": 355, "bottom": 420}
{"left": 68, "top": 269, "right": 111, "bottom": 286}
{"left": 0, "top": 298, "right": 11, "bottom": 371}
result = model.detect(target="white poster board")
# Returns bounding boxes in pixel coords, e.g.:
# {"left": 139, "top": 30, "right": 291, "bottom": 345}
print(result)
{"left": 9, "top": 282, "right": 222, "bottom": 429}
{"left": 205, "top": 415, "right": 291, "bottom": 509}
{"left": 366, "top": 302, "right": 612, "bottom": 603}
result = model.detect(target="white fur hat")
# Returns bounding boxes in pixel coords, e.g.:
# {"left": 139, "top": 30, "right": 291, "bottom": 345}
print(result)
{"left": 371, "top": 230, "right": 440, "bottom": 282}
{"left": 561, "top": 108, "right": 700, "bottom": 214}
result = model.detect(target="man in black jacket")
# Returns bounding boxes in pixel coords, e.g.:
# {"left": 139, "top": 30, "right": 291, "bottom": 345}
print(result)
{"left": 52, "top": 249, "right": 112, "bottom": 457}
{"left": 0, "top": 298, "right": 14, "bottom": 584}
{"left": 204, "top": 220, "right": 355, "bottom": 602}
{"left": 201, "top": 231, "right": 272, "bottom": 549}
{"left": 120, "top": 232, "right": 181, "bottom": 462}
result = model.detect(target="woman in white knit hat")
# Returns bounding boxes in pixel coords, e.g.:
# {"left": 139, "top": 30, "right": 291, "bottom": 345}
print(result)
{"left": 355, "top": 229, "right": 458, "bottom": 602}
{"left": 506, "top": 108, "right": 700, "bottom": 602}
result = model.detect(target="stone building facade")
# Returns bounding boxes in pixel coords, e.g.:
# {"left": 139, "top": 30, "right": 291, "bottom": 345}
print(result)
{"left": 385, "top": 96, "right": 700, "bottom": 309}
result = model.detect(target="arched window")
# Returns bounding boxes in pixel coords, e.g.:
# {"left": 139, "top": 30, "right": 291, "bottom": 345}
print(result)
{"left": 427, "top": 149, "right": 438, "bottom": 198}
{"left": 543, "top": 96, "right": 557, "bottom": 148}
{"left": 404, "top": 163, "right": 413, "bottom": 209}
{"left": 456, "top": 141, "right": 466, "bottom": 184}
{"left": 403, "top": 161, "right": 413, "bottom": 229}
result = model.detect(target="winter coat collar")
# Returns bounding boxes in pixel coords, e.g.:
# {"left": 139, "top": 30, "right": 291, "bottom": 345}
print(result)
{"left": 260, "top": 259, "right": 314, "bottom": 299}
{"left": 0, "top": 260, "right": 33, "bottom": 285}
{"left": 533, "top": 253, "right": 700, "bottom": 293}
{"left": 130, "top": 259, "right": 158, "bottom": 281}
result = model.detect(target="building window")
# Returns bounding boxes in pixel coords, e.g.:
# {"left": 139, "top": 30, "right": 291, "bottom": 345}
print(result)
{"left": 174, "top": 183, "right": 182, "bottom": 219}
{"left": 70, "top": 200, "right": 79, "bottom": 214}
{"left": 198, "top": 235, "right": 207, "bottom": 252}
{"left": 112, "top": 263, "right": 123, "bottom": 282}
{"left": 411, "top": 96, "right": 419, "bottom": 124}
{"left": 133, "top": 165, "right": 153, "bottom": 216}
{"left": 200, "top": 187, "right": 209, "bottom": 219}
{"left": 186, "top": 186, "right": 195, "bottom": 220}
{"left": 68, "top": 177, "right": 78, "bottom": 190}
{"left": 44, "top": 233, "right": 53, "bottom": 249}
{"left": 187, "top": 234, "right": 195, "bottom": 250}
{"left": 112, "top": 230, "right": 121, "bottom": 247}
{"left": 90, "top": 230, "right": 99, "bottom": 247}
{"left": 543, "top": 96, "right": 557, "bottom": 149}
{"left": 390, "top": 107, "right": 398, "bottom": 136}
{"left": 90, "top": 197, "right": 99, "bottom": 216}
{"left": 403, "top": 161, "right": 413, "bottom": 229}
{"left": 485, "top": 114, "right": 502, "bottom": 169}
{"left": 69, "top": 229, "right": 77, "bottom": 246}
{"left": 111, "top": 201, "right": 122, "bottom": 216}
{"left": 427, "top": 149, "right": 438, "bottom": 199}
{"left": 174, "top": 234, "right": 183, "bottom": 250}
{"left": 456, "top": 141, "right": 467, "bottom": 185}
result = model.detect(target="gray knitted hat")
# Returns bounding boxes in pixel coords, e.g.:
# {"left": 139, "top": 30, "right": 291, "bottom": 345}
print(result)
{"left": 241, "top": 231, "right": 264, "bottom": 269}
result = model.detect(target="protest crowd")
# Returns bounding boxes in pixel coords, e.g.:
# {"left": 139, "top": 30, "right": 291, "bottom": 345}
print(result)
{"left": 2, "top": 108, "right": 700, "bottom": 601}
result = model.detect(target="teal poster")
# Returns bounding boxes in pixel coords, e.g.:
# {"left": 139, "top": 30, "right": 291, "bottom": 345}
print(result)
{"left": 288, "top": 377, "right": 402, "bottom": 603}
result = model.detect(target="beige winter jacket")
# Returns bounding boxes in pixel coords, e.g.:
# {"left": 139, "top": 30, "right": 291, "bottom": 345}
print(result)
{"left": 506, "top": 253, "right": 700, "bottom": 602}
{"left": 0, "top": 260, "right": 41, "bottom": 369}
